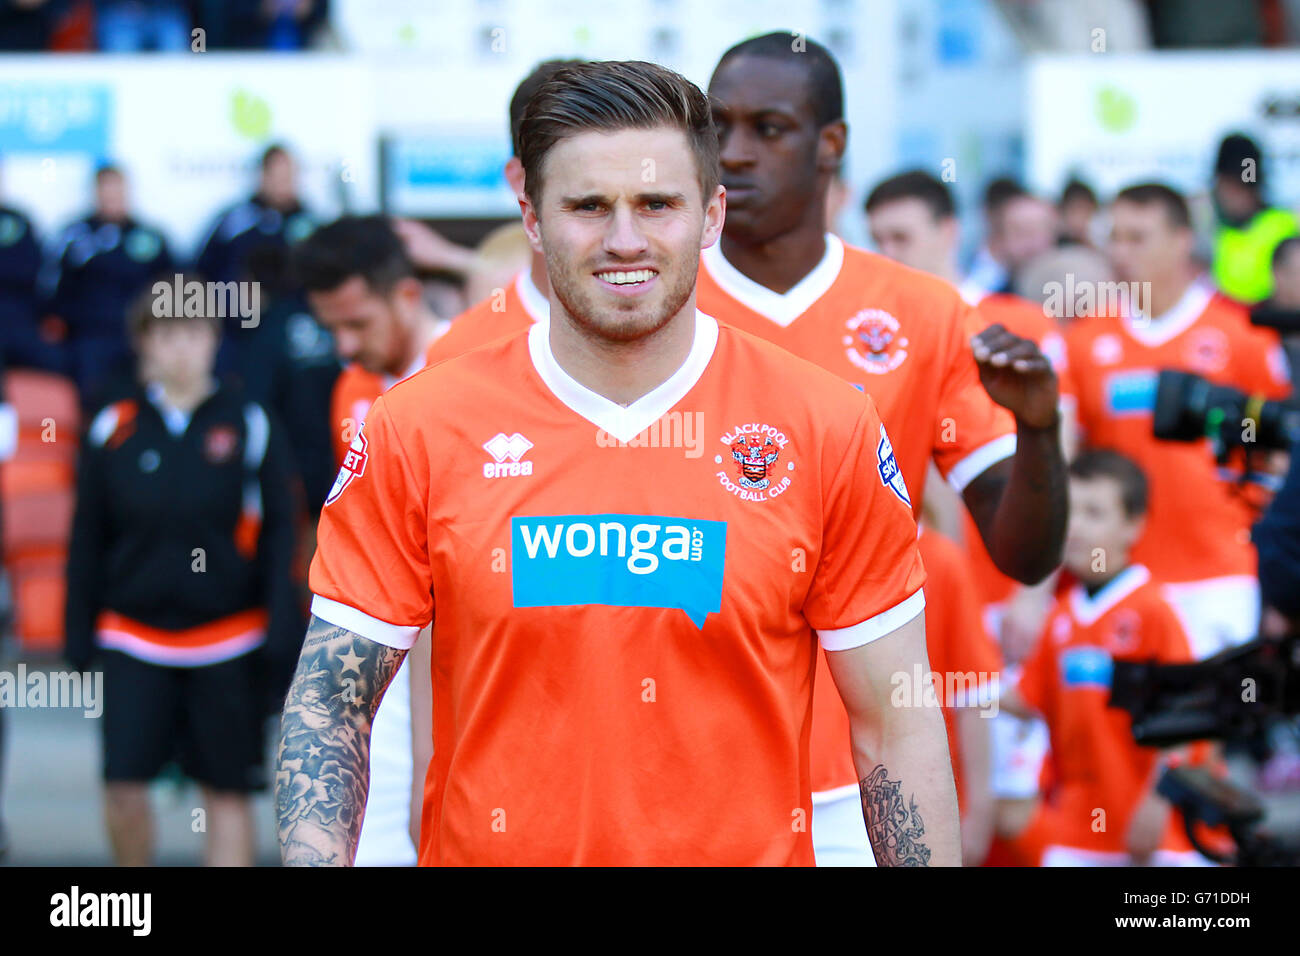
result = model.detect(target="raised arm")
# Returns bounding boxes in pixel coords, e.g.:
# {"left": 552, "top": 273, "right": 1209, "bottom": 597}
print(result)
{"left": 823, "top": 611, "right": 961, "bottom": 866}
{"left": 963, "top": 323, "right": 1068, "bottom": 585}
{"left": 275, "top": 614, "right": 408, "bottom": 866}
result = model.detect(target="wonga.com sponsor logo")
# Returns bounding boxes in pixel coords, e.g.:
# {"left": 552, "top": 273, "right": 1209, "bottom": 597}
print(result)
{"left": 511, "top": 513, "right": 727, "bottom": 628}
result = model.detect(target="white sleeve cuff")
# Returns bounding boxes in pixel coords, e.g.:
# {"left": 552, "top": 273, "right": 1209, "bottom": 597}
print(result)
{"left": 310, "top": 594, "right": 425, "bottom": 650}
{"left": 817, "top": 587, "right": 926, "bottom": 651}
{"left": 946, "top": 433, "right": 1017, "bottom": 493}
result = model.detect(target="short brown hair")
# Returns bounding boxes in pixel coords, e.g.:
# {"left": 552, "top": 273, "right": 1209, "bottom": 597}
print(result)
{"left": 1114, "top": 182, "right": 1191, "bottom": 230}
{"left": 1069, "top": 448, "right": 1149, "bottom": 519}
{"left": 519, "top": 60, "right": 719, "bottom": 206}
{"left": 865, "top": 169, "right": 956, "bottom": 220}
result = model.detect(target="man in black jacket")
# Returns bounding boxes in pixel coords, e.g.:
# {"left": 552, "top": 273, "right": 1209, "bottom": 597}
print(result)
{"left": 195, "top": 143, "right": 315, "bottom": 375}
{"left": 41, "top": 164, "right": 176, "bottom": 409}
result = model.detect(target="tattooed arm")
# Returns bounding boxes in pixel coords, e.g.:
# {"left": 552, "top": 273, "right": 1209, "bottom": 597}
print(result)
{"left": 275, "top": 614, "right": 407, "bottom": 866}
{"left": 823, "top": 610, "right": 961, "bottom": 866}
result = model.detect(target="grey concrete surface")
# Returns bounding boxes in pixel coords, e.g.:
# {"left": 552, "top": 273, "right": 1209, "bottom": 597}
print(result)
{"left": 1, "top": 658, "right": 281, "bottom": 866}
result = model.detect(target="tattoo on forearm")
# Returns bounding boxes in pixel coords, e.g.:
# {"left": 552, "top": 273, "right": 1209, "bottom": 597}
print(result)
{"left": 861, "top": 765, "right": 932, "bottom": 867}
{"left": 275, "top": 615, "right": 407, "bottom": 866}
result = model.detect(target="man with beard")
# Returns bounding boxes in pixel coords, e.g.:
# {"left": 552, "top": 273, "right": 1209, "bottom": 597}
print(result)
{"left": 700, "top": 32, "right": 1067, "bottom": 866}
{"left": 276, "top": 60, "right": 958, "bottom": 866}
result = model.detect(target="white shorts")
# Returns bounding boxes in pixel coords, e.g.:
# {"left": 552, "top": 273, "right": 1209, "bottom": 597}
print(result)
{"left": 353, "top": 657, "right": 417, "bottom": 866}
{"left": 991, "top": 666, "right": 1050, "bottom": 799}
{"left": 1161, "top": 576, "right": 1260, "bottom": 660}
{"left": 811, "top": 786, "right": 877, "bottom": 867}
{"left": 1041, "top": 844, "right": 1216, "bottom": 867}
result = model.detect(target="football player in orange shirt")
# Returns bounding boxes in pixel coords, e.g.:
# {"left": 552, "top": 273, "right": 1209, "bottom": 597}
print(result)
{"left": 277, "top": 60, "right": 960, "bottom": 867}
{"left": 864, "top": 169, "right": 1078, "bottom": 640}
{"left": 295, "top": 216, "right": 450, "bottom": 468}
{"left": 1066, "top": 183, "right": 1292, "bottom": 659}
{"left": 1000, "top": 450, "right": 1207, "bottom": 866}
{"left": 703, "top": 32, "right": 1067, "bottom": 865}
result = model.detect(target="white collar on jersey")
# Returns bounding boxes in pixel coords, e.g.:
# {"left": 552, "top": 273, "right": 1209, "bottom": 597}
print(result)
{"left": 958, "top": 281, "right": 988, "bottom": 308}
{"left": 145, "top": 380, "right": 214, "bottom": 437}
{"left": 700, "top": 233, "right": 845, "bottom": 327}
{"left": 515, "top": 268, "right": 550, "bottom": 322}
{"left": 1122, "top": 275, "right": 1214, "bottom": 348}
{"left": 528, "top": 310, "right": 719, "bottom": 444}
{"left": 1068, "top": 563, "right": 1151, "bottom": 628}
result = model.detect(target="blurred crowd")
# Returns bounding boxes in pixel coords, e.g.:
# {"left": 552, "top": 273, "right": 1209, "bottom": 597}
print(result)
{"left": 0, "top": 0, "right": 330, "bottom": 52}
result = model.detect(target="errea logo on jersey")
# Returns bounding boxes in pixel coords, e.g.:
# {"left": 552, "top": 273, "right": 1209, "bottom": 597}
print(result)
{"left": 483, "top": 432, "right": 533, "bottom": 478}
{"left": 511, "top": 514, "right": 727, "bottom": 628}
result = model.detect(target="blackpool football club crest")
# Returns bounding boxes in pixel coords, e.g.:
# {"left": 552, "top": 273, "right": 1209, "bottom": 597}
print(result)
{"left": 1108, "top": 609, "right": 1141, "bottom": 654}
{"left": 843, "top": 308, "right": 909, "bottom": 374}
{"left": 715, "top": 423, "right": 794, "bottom": 502}
{"left": 203, "top": 424, "right": 238, "bottom": 464}
{"left": 325, "top": 430, "right": 368, "bottom": 506}
{"left": 1184, "top": 327, "right": 1230, "bottom": 375}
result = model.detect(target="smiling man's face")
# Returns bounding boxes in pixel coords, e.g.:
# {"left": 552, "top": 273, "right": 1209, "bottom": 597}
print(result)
{"left": 522, "top": 126, "right": 724, "bottom": 343}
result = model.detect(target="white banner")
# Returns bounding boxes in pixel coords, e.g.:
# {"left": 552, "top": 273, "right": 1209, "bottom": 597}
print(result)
{"left": 0, "top": 54, "right": 379, "bottom": 256}
{"left": 1027, "top": 52, "right": 1300, "bottom": 209}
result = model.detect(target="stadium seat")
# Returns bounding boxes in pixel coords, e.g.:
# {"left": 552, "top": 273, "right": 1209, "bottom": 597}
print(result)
{"left": 2, "top": 370, "right": 80, "bottom": 651}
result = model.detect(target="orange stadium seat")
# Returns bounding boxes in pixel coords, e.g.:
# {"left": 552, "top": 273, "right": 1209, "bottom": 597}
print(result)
{"left": 2, "top": 370, "right": 80, "bottom": 651}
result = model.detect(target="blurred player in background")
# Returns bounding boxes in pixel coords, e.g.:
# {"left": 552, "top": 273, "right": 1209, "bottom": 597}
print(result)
{"left": 1000, "top": 450, "right": 1208, "bottom": 867}
{"left": 985, "top": 186, "right": 1059, "bottom": 298}
{"left": 1066, "top": 182, "right": 1291, "bottom": 659}
{"left": 1058, "top": 178, "right": 1101, "bottom": 250}
{"left": 0, "top": 179, "right": 61, "bottom": 375}
{"left": 291, "top": 215, "right": 449, "bottom": 865}
{"left": 962, "top": 177, "right": 1022, "bottom": 300}
{"left": 196, "top": 143, "right": 316, "bottom": 375}
{"left": 41, "top": 163, "right": 176, "bottom": 410}
{"left": 701, "top": 32, "right": 1066, "bottom": 866}
{"left": 279, "top": 59, "right": 958, "bottom": 867}
{"left": 64, "top": 280, "right": 299, "bottom": 865}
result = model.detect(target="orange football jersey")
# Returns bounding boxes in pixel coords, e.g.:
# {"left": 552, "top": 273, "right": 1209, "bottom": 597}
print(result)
{"left": 424, "top": 268, "right": 548, "bottom": 367}
{"left": 1065, "top": 278, "right": 1291, "bottom": 583}
{"left": 961, "top": 290, "right": 1076, "bottom": 609}
{"left": 328, "top": 344, "right": 446, "bottom": 466}
{"left": 1016, "top": 564, "right": 1194, "bottom": 854}
{"left": 698, "top": 236, "right": 1016, "bottom": 796}
{"left": 310, "top": 313, "right": 926, "bottom": 865}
